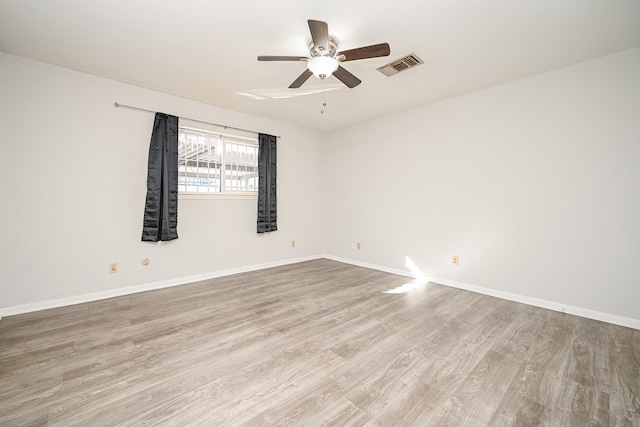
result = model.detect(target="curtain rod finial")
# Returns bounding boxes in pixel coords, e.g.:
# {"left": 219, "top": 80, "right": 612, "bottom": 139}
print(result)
{"left": 114, "top": 102, "right": 119, "bottom": 107}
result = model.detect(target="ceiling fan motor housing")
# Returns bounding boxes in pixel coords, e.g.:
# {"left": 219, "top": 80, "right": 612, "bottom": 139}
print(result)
{"left": 309, "top": 36, "right": 338, "bottom": 58}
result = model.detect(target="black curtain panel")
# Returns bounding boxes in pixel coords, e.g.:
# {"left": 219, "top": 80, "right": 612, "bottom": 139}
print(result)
{"left": 141, "top": 112, "right": 179, "bottom": 241}
{"left": 257, "top": 133, "right": 277, "bottom": 233}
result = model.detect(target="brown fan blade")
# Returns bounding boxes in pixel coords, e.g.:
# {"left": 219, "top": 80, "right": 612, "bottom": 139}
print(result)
{"left": 333, "top": 66, "right": 361, "bottom": 88}
{"left": 308, "top": 20, "right": 329, "bottom": 53}
{"left": 258, "top": 56, "right": 308, "bottom": 62}
{"left": 289, "top": 69, "right": 313, "bottom": 89}
{"left": 338, "top": 43, "right": 390, "bottom": 62}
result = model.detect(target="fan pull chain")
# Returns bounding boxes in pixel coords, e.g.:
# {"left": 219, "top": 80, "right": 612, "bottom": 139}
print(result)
{"left": 320, "top": 84, "right": 326, "bottom": 115}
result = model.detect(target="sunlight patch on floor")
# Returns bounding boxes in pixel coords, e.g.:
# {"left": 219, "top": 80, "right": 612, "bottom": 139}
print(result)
{"left": 383, "top": 256, "right": 431, "bottom": 294}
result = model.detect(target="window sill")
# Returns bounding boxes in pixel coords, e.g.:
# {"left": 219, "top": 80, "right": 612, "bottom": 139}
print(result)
{"left": 179, "top": 193, "right": 258, "bottom": 200}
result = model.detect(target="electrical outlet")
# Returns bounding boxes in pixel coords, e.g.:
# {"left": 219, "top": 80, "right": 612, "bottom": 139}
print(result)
{"left": 291, "top": 240, "right": 296, "bottom": 248}
{"left": 451, "top": 255, "right": 459, "bottom": 266}
{"left": 356, "top": 242, "right": 362, "bottom": 250}
{"left": 351, "top": 243, "right": 356, "bottom": 250}
{"left": 109, "top": 262, "right": 118, "bottom": 273}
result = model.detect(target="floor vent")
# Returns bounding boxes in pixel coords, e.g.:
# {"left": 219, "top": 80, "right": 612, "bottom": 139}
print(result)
{"left": 377, "top": 53, "right": 424, "bottom": 77}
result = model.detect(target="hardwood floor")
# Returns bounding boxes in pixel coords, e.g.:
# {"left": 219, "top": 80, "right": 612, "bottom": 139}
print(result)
{"left": 1, "top": 259, "right": 638, "bottom": 426}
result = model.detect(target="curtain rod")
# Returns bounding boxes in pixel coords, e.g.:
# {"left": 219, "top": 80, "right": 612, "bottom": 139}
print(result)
{"left": 114, "top": 102, "right": 280, "bottom": 138}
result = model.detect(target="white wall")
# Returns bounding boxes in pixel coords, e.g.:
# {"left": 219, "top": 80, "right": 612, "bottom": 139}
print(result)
{"left": 2, "top": 48, "right": 639, "bottom": 326}
{"left": 0, "top": 53, "right": 325, "bottom": 309}
{"left": 324, "top": 48, "right": 640, "bottom": 323}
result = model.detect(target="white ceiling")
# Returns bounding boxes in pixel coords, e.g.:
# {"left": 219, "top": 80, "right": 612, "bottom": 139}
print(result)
{"left": 1, "top": 0, "right": 639, "bottom": 132}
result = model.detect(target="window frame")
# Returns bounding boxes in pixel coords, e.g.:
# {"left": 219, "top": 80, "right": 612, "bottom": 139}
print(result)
{"left": 177, "top": 122, "right": 259, "bottom": 200}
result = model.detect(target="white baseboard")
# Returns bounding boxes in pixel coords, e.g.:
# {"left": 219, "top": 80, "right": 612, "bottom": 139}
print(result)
{"left": 432, "top": 277, "right": 640, "bottom": 330}
{"left": 327, "top": 255, "right": 640, "bottom": 331}
{"left": 323, "top": 255, "right": 414, "bottom": 278}
{"left": 2, "top": 254, "right": 639, "bottom": 330}
{"left": 0, "top": 255, "right": 323, "bottom": 317}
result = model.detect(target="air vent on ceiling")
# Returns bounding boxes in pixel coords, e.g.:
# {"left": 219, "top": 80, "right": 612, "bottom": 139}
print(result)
{"left": 376, "top": 53, "right": 424, "bottom": 77}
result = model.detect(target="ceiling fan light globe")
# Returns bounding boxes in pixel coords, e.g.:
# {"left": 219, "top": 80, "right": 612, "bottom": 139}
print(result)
{"left": 307, "top": 56, "right": 339, "bottom": 79}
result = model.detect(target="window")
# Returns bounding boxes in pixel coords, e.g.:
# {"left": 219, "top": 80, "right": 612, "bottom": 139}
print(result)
{"left": 178, "top": 127, "right": 258, "bottom": 196}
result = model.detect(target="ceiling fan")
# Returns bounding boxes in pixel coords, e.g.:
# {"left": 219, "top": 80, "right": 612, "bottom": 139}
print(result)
{"left": 257, "top": 19, "right": 390, "bottom": 89}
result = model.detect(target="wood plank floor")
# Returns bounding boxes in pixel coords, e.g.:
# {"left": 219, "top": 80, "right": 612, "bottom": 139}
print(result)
{"left": 1, "top": 259, "right": 639, "bottom": 426}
